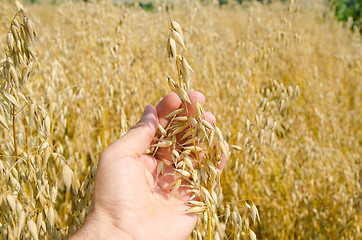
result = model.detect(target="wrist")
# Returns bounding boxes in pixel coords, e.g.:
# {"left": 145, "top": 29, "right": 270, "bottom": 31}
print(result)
{"left": 70, "top": 211, "right": 132, "bottom": 240}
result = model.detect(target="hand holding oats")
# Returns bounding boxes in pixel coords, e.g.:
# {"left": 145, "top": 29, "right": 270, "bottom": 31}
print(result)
{"left": 70, "top": 92, "right": 228, "bottom": 240}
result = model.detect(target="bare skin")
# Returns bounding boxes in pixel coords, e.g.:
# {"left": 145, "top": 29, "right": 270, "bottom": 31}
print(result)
{"left": 70, "top": 92, "right": 228, "bottom": 240}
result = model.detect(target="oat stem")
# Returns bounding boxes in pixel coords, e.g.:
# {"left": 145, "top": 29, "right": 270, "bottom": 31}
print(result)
{"left": 207, "top": 212, "right": 212, "bottom": 240}
{"left": 184, "top": 103, "right": 200, "bottom": 163}
{"left": 12, "top": 104, "right": 18, "bottom": 160}
{"left": 230, "top": 85, "right": 252, "bottom": 144}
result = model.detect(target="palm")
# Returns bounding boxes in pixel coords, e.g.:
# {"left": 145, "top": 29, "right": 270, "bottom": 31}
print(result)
{"left": 93, "top": 153, "right": 198, "bottom": 240}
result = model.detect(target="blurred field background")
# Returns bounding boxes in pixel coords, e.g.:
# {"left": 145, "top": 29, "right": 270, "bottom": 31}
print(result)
{"left": 0, "top": 0, "right": 361, "bottom": 239}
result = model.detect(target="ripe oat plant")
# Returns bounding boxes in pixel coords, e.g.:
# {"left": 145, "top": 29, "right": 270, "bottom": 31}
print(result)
{"left": 0, "top": 0, "right": 361, "bottom": 239}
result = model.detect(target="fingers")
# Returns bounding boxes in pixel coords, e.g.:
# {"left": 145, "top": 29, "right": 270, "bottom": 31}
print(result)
{"left": 217, "top": 141, "right": 229, "bottom": 174}
{"left": 156, "top": 92, "right": 183, "bottom": 128}
{"left": 157, "top": 91, "right": 206, "bottom": 129}
{"left": 179, "top": 91, "right": 205, "bottom": 117}
{"left": 154, "top": 90, "right": 214, "bottom": 158}
{"left": 154, "top": 112, "right": 216, "bottom": 162}
{"left": 204, "top": 111, "right": 216, "bottom": 126}
{"left": 107, "top": 105, "right": 158, "bottom": 157}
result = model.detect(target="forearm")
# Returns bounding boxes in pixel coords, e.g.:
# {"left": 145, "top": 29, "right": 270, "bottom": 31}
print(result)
{"left": 70, "top": 212, "right": 133, "bottom": 240}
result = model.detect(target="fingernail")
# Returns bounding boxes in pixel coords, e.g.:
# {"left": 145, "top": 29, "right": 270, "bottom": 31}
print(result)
{"left": 142, "top": 105, "right": 153, "bottom": 117}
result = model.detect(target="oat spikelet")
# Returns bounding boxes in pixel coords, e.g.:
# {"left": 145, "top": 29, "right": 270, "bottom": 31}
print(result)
{"left": 62, "top": 164, "right": 73, "bottom": 190}
{"left": 17, "top": 210, "right": 25, "bottom": 238}
{"left": 6, "top": 194, "right": 16, "bottom": 212}
{"left": 27, "top": 219, "right": 38, "bottom": 240}
{"left": 48, "top": 206, "right": 55, "bottom": 228}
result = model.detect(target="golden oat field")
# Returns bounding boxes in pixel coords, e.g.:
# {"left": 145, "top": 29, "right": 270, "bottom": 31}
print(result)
{"left": 0, "top": 0, "right": 361, "bottom": 239}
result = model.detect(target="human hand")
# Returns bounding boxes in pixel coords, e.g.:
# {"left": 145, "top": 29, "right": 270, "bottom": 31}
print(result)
{"left": 70, "top": 91, "right": 228, "bottom": 240}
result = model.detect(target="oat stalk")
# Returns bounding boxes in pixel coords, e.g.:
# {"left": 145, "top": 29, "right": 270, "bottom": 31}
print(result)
{"left": 12, "top": 105, "right": 18, "bottom": 159}
{"left": 148, "top": 18, "right": 230, "bottom": 238}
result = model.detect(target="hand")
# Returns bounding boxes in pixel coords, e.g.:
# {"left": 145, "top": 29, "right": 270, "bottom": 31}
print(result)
{"left": 70, "top": 91, "right": 228, "bottom": 240}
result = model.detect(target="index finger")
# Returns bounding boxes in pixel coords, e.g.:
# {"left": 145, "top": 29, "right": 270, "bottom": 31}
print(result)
{"left": 156, "top": 92, "right": 182, "bottom": 128}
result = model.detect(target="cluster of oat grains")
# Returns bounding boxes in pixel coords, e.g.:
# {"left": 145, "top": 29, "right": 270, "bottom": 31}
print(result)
{"left": 0, "top": 7, "right": 87, "bottom": 239}
{"left": 146, "top": 19, "right": 259, "bottom": 240}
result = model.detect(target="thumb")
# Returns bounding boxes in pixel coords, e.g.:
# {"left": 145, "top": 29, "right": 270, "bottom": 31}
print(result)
{"left": 111, "top": 105, "right": 158, "bottom": 157}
